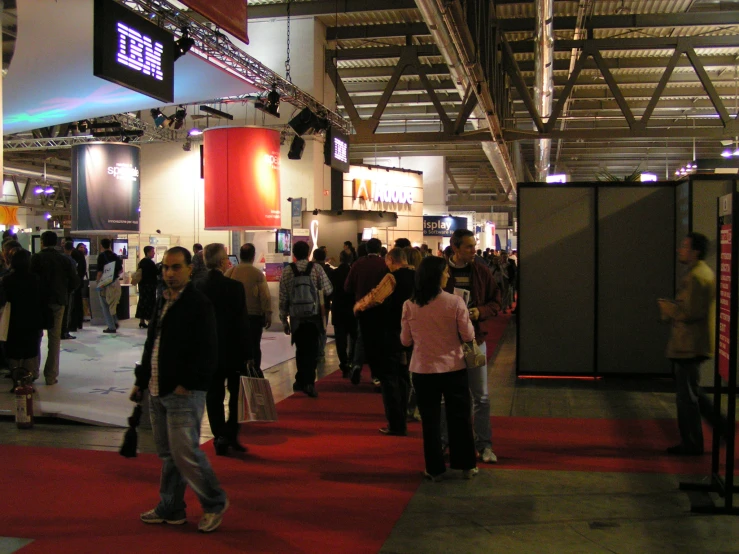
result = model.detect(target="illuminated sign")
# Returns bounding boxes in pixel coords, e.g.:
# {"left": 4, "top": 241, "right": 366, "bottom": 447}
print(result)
{"left": 353, "top": 178, "right": 413, "bottom": 205}
{"left": 107, "top": 163, "right": 140, "bottom": 182}
{"left": 93, "top": 0, "right": 175, "bottom": 103}
{"left": 325, "top": 127, "right": 350, "bottom": 173}
{"left": 546, "top": 174, "right": 567, "bottom": 184}
{"left": 640, "top": 172, "right": 658, "bottom": 182}
{"left": 423, "top": 216, "right": 467, "bottom": 237}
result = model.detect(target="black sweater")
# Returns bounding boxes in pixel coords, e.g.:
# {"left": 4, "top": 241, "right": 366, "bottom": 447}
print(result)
{"left": 136, "top": 283, "right": 218, "bottom": 395}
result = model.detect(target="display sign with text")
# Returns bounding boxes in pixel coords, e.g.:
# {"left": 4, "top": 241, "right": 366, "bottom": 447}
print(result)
{"left": 93, "top": 0, "right": 174, "bottom": 103}
{"left": 71, "top": 143, "right": 141, "bottom": 232}
{"left": 423, "top": 215, "right": 468, "bottom": 237}
{"left": 718, "top": 193, "right": 735, "bottom": 383}
{"left": 325, "top": 127, "right": 350, "bottom": 173}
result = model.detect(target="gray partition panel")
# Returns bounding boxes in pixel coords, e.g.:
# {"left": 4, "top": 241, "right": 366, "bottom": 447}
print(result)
{"left": 597, "top": 187, "right": 674, "bottom": 375}
{"left": 519, "top": 187, "right": 595, "bottom": 374}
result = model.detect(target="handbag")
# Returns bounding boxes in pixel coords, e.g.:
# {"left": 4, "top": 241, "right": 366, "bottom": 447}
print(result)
{"left": 0, "top": 302, "right": 10, "bottom": 341}
{"left": 131, "top": 268, "right": 143, "bottom": 286}
{"left": 461, "top": 340, "right": 486, "bottom": 369}
{"left": 237, "top": 366, "right": 278, "bottom": 423}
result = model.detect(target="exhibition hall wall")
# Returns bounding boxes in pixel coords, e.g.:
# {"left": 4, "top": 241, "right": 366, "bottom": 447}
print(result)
{"left": 518, "top": 183, "right": 675, "bottom": 376}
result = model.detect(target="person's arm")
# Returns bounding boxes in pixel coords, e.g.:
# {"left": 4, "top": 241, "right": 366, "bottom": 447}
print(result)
{"left": 672, "top": 274, "right": 713, "bottom": 322}
{"left": 181, "top": 297, "right": 218, "bottom": 391}
{"left": 400, "top": 301, "right": 413, "bottom": 347}
{"left": 315, "top": 264, "right": 333, "bottom": 297}
{"left": 344, "top": 264, "right": 356, "bottom": 294}
{"left": 236, "top": 285, "right": 252, "bottom": 362}
{"left": 475, "top": 266, "right": 501, "bottom": 321}
{"left": 279, "top": 265, "right": 291, "bottom": 323}
{"left": 66, "top": 256, "right": 81, "bottom": 292}
{"left": 354, "top": 273, "right": 396, "bottom": 314}
{"left": 256, "top": 272, "right": 272, "bottom": 328}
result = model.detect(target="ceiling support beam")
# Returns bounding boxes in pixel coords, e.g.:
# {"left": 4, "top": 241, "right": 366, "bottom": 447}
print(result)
{"left": 508, "top": 34, "right": 739, "bottom": 53}
{"left": 326, "top": 23, "right": 430, "bottom": 41}
{"left": 504, "top": 36, "right": 739, "bottom": 139}
{"left": 247, "top": 0, "right": 417, "bottom": 19}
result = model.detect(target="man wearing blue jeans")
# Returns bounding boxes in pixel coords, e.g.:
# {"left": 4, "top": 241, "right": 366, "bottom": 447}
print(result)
{"left": 130, "top": 246, "right": 228, "bottom": 533}
{"left": 442, "top": 229, "right": 501, "bottom": 464}
{"left": 96, "top": 238, "right": 122, "bottom": 334}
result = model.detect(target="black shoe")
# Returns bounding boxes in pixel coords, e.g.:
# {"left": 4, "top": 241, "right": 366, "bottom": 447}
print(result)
{"left": 60, "top": 334, "right": 76, "bottom": 340}
{"left": 115, "top": 322, "right": 120, "bottom": 329}
{"left": 350, "top": 366, "right": 361, "bottom": 385}
{"left": 292, "top": 381, "right": 302, "bottom": 393}
{"left": 139, "top": 322, "right": 148, "bottom": 329}
{"left": 379, "top": 427, "right": 407, "bottom": 437}
{"left": 666, "top": 444, "right": 704, "bottom": 456}
{"left": 340, "top": 364, "right": 350, "bottom": 378}
{"left": 229, "top": 440, "right": 248, "bottom": 453}
{"left": 103, "top": 328, "right": 117, "bottom": 334}
{"left": 303, "top": 384, "right": 318, "bottom": 398}
{"left": 214, "top": 437, "right": 230, "bottom": 456}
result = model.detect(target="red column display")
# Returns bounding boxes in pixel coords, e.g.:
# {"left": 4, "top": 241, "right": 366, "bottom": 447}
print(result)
{"left": 719, "top": 223, "right": 732, "bottom": 382}
{"left": 203, "top": 127, "right": 281, "bottom": 229}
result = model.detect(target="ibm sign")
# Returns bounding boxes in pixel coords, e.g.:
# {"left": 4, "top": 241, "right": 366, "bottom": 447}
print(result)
{"left": 93, "top": 0, "right": 174, "bottom": 103}
{"left": 116, "top": 23, "right": 165, "bottom": 81}
{"left": 325, "top": 126, "right": 350, "bottom": 173}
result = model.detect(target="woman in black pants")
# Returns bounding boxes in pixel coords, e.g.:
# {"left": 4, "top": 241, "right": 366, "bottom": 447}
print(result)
{"left": 400, "top": 256, "right": 478, "bottom": 481}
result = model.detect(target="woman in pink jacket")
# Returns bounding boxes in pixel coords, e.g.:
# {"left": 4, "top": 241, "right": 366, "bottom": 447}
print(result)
{"left": 401, "top": 256, "right": 478, "bottom": 481}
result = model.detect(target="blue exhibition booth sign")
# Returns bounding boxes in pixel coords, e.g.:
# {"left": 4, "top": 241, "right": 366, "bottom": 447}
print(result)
{"left": 423, "top": 215, "right": 468, "bottom": 237}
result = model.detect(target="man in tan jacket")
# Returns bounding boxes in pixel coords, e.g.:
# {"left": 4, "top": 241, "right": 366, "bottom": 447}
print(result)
{"left": 226, "top": 243, "right": 272, "bottom": 374}
{"left": 658, "top": 232, "right": 715, "bottom": 456}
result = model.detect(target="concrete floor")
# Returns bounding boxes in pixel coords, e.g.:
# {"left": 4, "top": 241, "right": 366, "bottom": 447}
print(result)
{"left": 2, "top": 319, "right": 739, "bottom": 553}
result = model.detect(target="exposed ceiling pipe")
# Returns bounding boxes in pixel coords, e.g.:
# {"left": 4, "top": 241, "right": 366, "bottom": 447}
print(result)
{"left": 534, "top": 0, "right": 554, "bottom": 182}
{"left": 3, "top": 166, "right": 71, "bottom": 183}
{"left": 554, "top": 0, "right": 594, "bottom": 173}
{"left": 415, "top": 0, "right": 518, "bottom": 198}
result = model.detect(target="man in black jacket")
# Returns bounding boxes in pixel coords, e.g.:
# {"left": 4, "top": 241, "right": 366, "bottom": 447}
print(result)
{"left": 130, "top": 246, "right": 228, "bottom": 534}
{"left": 196, "top": 243, "right": 251, "bottom": 456}
{"left": 30, "top": 231, "right": 79, "bottom": 385}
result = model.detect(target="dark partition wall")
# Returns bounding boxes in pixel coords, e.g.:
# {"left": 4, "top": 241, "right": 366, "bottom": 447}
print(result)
{"left": 597, "top": 187, "right": 675, "bottom": 375}
{"left": 518, "top": 182, "right": 677, "bottom": 376}
{"left": 518, "top": 187, "right": 596, "bottom": 374}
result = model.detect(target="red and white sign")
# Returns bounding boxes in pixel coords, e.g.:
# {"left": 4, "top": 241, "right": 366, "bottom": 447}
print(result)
{"left": 203, "top": 127, "right": 281, "bottom": 229}
{"left": 719, "top": 224, "right": 732, "bottom": 382}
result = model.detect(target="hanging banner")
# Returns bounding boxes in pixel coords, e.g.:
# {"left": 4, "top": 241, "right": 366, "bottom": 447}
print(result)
{"left": 203, "top": 127, "right": 281, "bottom": 229}
{"left": 71, "top": 143, "right": 141, "bottom": 232}
{"left": 0, "top": 207, "right": 19, "bottom": 226}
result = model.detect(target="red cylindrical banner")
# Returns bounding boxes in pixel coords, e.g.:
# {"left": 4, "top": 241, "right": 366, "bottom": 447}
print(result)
{"left": 203, "top": 127, "right": 281, "bottom": 229}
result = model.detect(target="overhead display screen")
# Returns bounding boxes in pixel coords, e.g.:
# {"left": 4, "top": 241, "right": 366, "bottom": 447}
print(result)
{"left": 93, "top": 0, "right": 175, "bottom": 103}
{"left": 324, "top": 126, "right": 350, "bottom": 173}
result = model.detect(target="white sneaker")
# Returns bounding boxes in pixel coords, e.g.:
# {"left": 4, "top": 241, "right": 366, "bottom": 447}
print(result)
{"left": 480, "top": 447, "right": 498, "bottom": 464}
{"left": 198, "top": 497, "right": 229, "bottom": 533}
{"left": 463, "top": 467, "right": 479, "bottom": 479}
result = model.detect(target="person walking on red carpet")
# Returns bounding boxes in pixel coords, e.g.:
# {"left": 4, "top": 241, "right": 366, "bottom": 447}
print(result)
{"left": 401, "top": 255, "right": 478, "bottom": 481}
{"left": 130, "top": 246, "right": 229, "bottom": 533}
{"left": 442, "top": 229, "right": 501, "bottom": 464}
{"left": 658, "top": 232, "right": 716, "bottom": 456}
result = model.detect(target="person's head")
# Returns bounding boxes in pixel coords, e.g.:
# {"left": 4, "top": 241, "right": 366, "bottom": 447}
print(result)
{"left": 343, "top": 241, "right": 354, "bottom": 253}
{"left": 100, "top": 238, "right": 111, "bottom": 250}
{"left": 162, "top": 247, "right": 192, "bottom": 292}
{"left": 679, "top": 232, "right": 709, "bottom": 264}
{"left": 41, "top": 231, "right": 57, "bottom": 248}
{"left": 319, "top": 245, "right": 327, "bottom": 253}
{"left": 385, "top": 247, "right": 408, "bottom": 272}
{"left": 63, "top": 241, "right": 74, "bottom": 253}
{"left": 380, "top": 246, "right": 388, "bottom": 257}
{"left": 293, "top": 240, "right": 310, "bottom": 261}
{"left": 3, "top": 240, "right": 21, "bottom": 265}
{"left": 76, "top": 243, "right": 88, "bottom": 255}
{"left": 413, "top": 256, "right": 449, "bottom": 307}
{"left": 143, "top": 245, "right": 155, "bottom": 258}
{"left": 339, "top": 250, "right": 353, "bottom": 265}
{"left": 239, "top": 243, "right": 256, "bottom": 263}
{"left": 500, "top": 250, "right": 508, "bottom": 261}
{"left": 312, "top": 248, "right": 326, "bottom": 263}
{"left": 10, "top": 248, "right": 30, "bottom": 273}
{"left": 443, "top": 245, "right": 453, "bottom": 260}
{"left": 204, "top": 243, "right": 228, "bottom": 271}
{"left": 366, "top": 238, "right": 382, "bottom": 254}
{"left": 394, "top": 237, "right": 411, "bottom": 249}
{"left": 450, "top": 229, "right": 476, "bottom": 265}
{"left": 192, "top": 243, "right": 203, "bottom": 254}
{"left": 405, "top": 246, "right": 422, "bottom": 269}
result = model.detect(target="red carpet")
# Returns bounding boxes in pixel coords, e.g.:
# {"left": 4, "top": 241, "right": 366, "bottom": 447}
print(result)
{"left": 482, "top": 311, "right": 513, "bottom": 359}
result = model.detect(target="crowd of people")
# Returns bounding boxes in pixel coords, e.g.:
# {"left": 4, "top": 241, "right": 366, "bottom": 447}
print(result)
{"left": 0, "top": 228, "right": 512, "bottom": 533}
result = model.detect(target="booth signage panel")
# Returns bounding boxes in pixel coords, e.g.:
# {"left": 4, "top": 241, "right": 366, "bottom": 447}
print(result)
{"left": 718, "top": 193, "right": 734, "bottom": 382}
{"left": 93, "top": 0, "right": 174, "bottom": 103}
{"left": 291, "top": 198, "right": 303, "bottom": 229}
{"left": 423, "top": 216, "right": 467, "bottom": 237}
{"left": 203, "top": 127, "right": 281, "bottom": 229}
{"left": 325, "top": 127, "right": 350, "bottom": 173}
{"left": 71, "top": 143, "right": 141, "bottom": 232}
